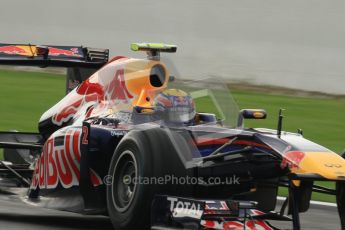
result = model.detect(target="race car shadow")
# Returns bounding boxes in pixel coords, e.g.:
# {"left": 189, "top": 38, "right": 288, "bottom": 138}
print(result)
{"left": 0, "top": 213, "right": 114, "bottom": 229}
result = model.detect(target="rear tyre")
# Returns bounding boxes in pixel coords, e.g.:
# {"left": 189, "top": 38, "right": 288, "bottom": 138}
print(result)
{"left": 106, "top": 128, "right": 192, "bottom": 230}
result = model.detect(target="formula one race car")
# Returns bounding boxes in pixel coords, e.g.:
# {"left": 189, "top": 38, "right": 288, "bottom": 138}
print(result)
{"left": 0, "top": 42, "right": 345, "bottom": 230}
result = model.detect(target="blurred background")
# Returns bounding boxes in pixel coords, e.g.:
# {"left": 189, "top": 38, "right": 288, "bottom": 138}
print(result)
{"left": 0, "top": 0, "right": 344, "bottom": 94}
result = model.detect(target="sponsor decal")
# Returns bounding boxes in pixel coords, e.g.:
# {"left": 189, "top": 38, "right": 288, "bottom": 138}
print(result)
{"left": 205, "top": 201, "right": 229, "bottom": 211}
{"left": 30, "top": 128, "right": 102, "bottom": 190}
{"left": 48, "top": 47, "right": 83, "bottom": 57}
{"left": 204, "top": 201, "right": 229, "bottom": 216}
{"left": 52, "top": 93, "right": 98, "bottom": 126}
{"left": 110, "top": 130, "right": 128, "bottom": 137}
{"left": 0, "top": 45, "right": 28, "bottom": 55}
{"left": 324, "top": 163, "right": 342, "bottom": 168}
{"left": 104, "top": 69, "right": 133, "bottom": 101}
{"left": 0, "top": 45, "right": 83, "bottom": 57}
{"left": 167, "top": 197, "right": 204, "bottom": 219}
{"left": 201, "top": 219, "right": 274, "bottom": 230}
{"left": 204, "top": 200, "right": 241, "bottom": 217}
{"left": 52, "top": 67, "right": 133, "bottom": 126}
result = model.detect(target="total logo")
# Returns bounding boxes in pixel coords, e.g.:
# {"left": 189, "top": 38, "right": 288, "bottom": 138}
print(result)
{"left": 167, "top": 197, "right": 203, "bottom": 219}
{"left": 30, "top": 128, "right": 102, "bottom": 190}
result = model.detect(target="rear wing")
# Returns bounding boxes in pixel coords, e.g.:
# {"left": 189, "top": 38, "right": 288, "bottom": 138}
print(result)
{"left": 0, "top": 43, "right": 110, "bottom": 94}
{"left": 0, "top": 43, "right": 109, "bottom": 68}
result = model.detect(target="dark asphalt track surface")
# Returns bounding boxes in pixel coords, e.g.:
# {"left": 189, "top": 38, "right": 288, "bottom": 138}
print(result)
{"left": 0, "top": 194, "right": 341, "bottom": 230}
{"left": 0, "top": 194, "right": 113, "bottom": 230}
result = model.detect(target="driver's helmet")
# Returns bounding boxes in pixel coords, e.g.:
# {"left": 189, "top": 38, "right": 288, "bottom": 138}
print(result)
{"left": 154, "top": 88, "right": 196, "bottom": 124}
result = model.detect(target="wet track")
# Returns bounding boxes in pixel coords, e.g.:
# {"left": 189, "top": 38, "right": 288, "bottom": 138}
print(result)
{"left": 0, "top": 194, "right": 340, "bottom": 230}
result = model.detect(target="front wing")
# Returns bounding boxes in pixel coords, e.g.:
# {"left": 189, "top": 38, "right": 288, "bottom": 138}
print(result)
{"left": 151, "top": 195, "right": 285, "bottom": 230}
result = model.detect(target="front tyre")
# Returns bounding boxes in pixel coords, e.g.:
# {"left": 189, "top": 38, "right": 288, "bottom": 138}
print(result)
{"left": 106, "top": 129, "right": 192, "bottom": 230}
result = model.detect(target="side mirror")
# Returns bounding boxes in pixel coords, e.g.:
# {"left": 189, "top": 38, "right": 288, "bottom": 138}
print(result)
{"left": 237, "top": 109, "right": 267, "bottom": 128}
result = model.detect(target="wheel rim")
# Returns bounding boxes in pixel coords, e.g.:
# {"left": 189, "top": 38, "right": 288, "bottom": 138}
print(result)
{"left": 112, "top": 150, "right": 138, "bottom": 212}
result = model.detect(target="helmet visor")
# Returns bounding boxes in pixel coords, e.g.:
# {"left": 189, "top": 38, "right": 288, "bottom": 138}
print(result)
{"left": 167, "top": 106, "right": 196, "bottom": 123}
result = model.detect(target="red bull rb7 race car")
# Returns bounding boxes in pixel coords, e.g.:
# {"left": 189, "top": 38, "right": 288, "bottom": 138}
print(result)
{"left": 0, "top": 42, "right": 345, "bottom": 230}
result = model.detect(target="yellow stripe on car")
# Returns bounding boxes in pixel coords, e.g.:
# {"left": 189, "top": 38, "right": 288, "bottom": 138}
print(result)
{"left": 292, "top": 151, "right": 345, "bottom": 180}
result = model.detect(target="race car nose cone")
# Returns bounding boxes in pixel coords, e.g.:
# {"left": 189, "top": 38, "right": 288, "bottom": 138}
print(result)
{"left": 291, "top": 152, "right": 345, "bottom": 180}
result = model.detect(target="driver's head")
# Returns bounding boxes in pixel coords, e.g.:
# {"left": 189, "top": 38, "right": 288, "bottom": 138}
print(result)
{"left": 154, "top": 89, "right": 196, "bottom": 125}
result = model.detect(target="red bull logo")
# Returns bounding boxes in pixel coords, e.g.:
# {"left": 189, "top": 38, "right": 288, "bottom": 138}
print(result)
{"left": 52, "top": 93, "right": 99, "bottom": 126}
{"left": 48, "top": 47, "right": 83, "bottom": 57}
{"left": 0, "top": 45, "right": 28, "bottom": 55}
{"left": 52, "top": 67, "right": 134, "bottom": 126}
{"left": 30, "top": 128, "right": 102, "bottom": 190}
{"left": 104, "top": 69, "right": 133, "bottom": 101}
